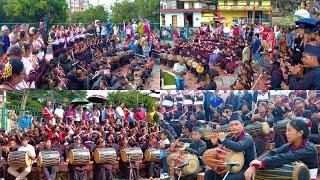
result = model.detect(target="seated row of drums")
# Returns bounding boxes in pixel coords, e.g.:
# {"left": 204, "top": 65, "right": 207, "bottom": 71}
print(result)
{"left": 7, "top": 148, "right": 160, "bottom": 168}
{"left": 167, "top": 121, "right": 312, "bottom": 179}
{"left": 160, "top": 53, "right": 205, "bottom": 74}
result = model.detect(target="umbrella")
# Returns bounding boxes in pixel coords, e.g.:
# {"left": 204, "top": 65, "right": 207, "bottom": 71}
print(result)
{"left": 87, "top": 94, "right": 107, "bottom": 103}
{"left": 294, "top": 9, "right": 310, "bottom": 18}
{"left": 296, "top": 18, "right": 318, "bottom": 27}
{"left": 70, "top": 98, "right": 89, "bottom": 105}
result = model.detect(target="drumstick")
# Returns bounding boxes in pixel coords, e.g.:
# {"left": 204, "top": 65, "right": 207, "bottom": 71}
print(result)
{"left": 251, "top": 73, "right": 262, "bottom": 90}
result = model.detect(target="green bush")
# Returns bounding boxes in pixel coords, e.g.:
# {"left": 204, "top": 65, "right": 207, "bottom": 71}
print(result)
{"left": 106, "top": 91, "right": 157, "bottom": 110}
{"left": 163, "top": 71, "right": 176, "bottom": 86}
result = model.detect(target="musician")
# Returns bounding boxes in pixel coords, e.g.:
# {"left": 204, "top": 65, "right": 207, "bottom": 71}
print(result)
{"left": 173, "top": 58, "right": 187, "bottom": 90}
{"left": 173, "top": 127, "right": 207, "bottom": 180}
{"left": 92, "top": 138, "right": 113, "bottom": 180}
{"left": 197, "top": 69, "right": 218, "bottom": 90}
{"left": 204, "top": 114, "right": 257, "bottom": 180}
{"left": 244, "top": 119, "right": 319, "bottom": 180}
{"left": 288, "top": 45, "right": 320, "bottom": 90}
{"left": 39, "top": 138, "right": 60, "bottom": 180}
{"left": 118, "top": 138, "right": 141, "bottom": 180}
{"left": 160, "top": 130, "right": 171, "bottom": 174}
{"left": 67, "top": 137, "right": 88, "bottom": 180}
{"left": 250, "top": 102, "right": 274, "bottom": 156}
{"left": 0, "top": 138, "right": 18, "bottom": 180}
{"left": 292, "top": 97, "right": 312, "bottom": 119}
{"left": 7, "top": 135, "right": 36, "bottom": 180}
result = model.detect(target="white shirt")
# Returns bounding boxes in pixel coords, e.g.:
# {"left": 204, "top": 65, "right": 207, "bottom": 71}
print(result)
{"left": 54, "top": 108, "right": 64, "bottom": 119}
{"left": 18, "top": 144, "right": 36, "bottom": 164}
{"left": 115, "top": 106, "right": 125, "bottom": 118}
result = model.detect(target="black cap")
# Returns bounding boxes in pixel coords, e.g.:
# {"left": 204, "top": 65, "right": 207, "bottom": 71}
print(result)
{"left": 230, "top": 113, "right": 243, "bottom": 123}
{"left": 192, "top": 126, "right": 202, "bottom": 134}
{"left": 304, "top": 45, "right": 320, "bottom": 58}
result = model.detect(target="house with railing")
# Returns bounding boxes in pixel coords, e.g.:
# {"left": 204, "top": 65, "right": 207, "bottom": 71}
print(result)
{"left": 217, "top": 0, "right": 272, "bottom": 26}
{"left": 160, "top": 0, "right": 217, "bottom": 27}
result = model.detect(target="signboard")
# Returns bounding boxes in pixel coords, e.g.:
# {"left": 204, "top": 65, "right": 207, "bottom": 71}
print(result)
{"left": 219, "top": 5, "right": 271, "bottom": 11}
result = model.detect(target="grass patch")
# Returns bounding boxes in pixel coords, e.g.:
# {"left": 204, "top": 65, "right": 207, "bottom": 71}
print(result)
{"left": 163, "top": 71, "right": 176, "bottom": 85}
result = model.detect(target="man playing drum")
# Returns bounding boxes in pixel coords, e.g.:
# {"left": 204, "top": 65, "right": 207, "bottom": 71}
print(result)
{"left": 7, "top": 135, "right": 36, "bottom": 180}
{"left": 244, "top": 119, "right": 319, "bottom": 180}
{"left": 204, "top": 113, "right": 256, "bottom": 180}
{"left": 171, "top": 127, "right": 207, "bottom": 180}
{"left": 92, "top": 138, "right": 114, "bottom": 180}
{"left": 39, "top": 138, "right": 60, "bottom": 180}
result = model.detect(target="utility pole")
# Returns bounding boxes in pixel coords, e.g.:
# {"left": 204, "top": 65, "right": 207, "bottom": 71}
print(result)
{"left": 19, "top": 89, "right": 29, "bottom": 118}
{"left": 252, "top": 0, "right": 256, "bottom": 24}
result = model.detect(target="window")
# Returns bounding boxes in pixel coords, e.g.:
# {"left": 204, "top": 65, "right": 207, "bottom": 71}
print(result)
{"left": 258, "top": 0, "right": 262, "bottom": 6}
{"left": 246, "top": 0, "right": 250, "bottom": 6}
{"left": 233, "top": 0, "right": 238, "bottom": 6}
{"left": 224, "top": 0, "right": 228, "bottom": 6}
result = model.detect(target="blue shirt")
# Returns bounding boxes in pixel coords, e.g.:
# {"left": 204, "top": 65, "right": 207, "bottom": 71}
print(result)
{"left": 252, "top": 39, "right": 261, "bottom": 54}
{"left": 0, "top": 35, "right": 10, "bottom": 53}
{"left": 211, "top": 96, "right": 224, "bottom": 108}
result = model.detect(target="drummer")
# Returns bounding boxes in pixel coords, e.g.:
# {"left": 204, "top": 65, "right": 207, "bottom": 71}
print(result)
{"left": 204, "top": 113, "right": 256, "bottom": 180}
{"left": 244, "top": 119, "right": 319, "bottom": 180}
{"left": 7, "top": 135, "right": 36, "bottom": 180}
{"left": 172, "top": 127, "right": 206, "bottom": 180}
{"left": 67, "top": 137, "right": 89, "bottom": 180}
{"left": 93, "top": 138, "right": 113, "bottom": 180}
{"left": 39, "top": 138, "right": 60, "bottom": 180}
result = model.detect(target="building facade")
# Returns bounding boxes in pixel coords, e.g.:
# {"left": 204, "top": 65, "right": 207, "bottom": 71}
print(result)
{"left": 217, "top": 0, "right": 272, "bottom": 27}
{"left": 160, "top": 0, "right": 216, "bottom": 28}
{"left": 66, "top": 0, "right": 90, "bottom": 12}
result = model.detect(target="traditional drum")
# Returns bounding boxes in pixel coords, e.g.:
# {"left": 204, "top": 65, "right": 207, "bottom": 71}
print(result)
{"left": 192, "top": 62, "right": 198, "bottom": 69}
{"left": 68, "top": 148, "right": 91, "bottom": 165}
{"left": 144, "top": 148, "right": 160, "bottom": 162}
{"left": 244, "top": 122, "right": 270, "bottom": 137}
{"left": 167, "top": 152, "right": 199, "bottom": 176}
{"left": 93, "top": 148, "right": 117, "bottom": 164}
{"left": 167, "top": 54, "right": 174, "bottom": 61}
{"left": 196, "top": 65, "right": 204, "bottom": 74}
{"left": 273, "top": 120, "right": 290, "bottom": 135}
{"left": 8, "top": 151, "right": 32, "bottom": 168}
{"left": 202, "top": 146, "right": 244, "bottom": 174}
{"left": 37, "top": 151, "right": 60, "bottom": 167}
{"left": 255, "top": 161, "right": 311, "bottom": 180}
{"left": 187, "top": 59, "right": 194, "bottom": 66}
{"left": 120, "top": 147, "right": 143, "bottom": 162}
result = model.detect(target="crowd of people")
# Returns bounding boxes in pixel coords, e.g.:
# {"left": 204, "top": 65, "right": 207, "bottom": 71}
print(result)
{"left": 160, "top": 16, "right": 320, "bottom": 90}
{"left": 0, "top": 19, "right": 161, "bottom": 90}
{"left": 160, "top": 90, "right": 320, "bottom": 180}
{"left": 0, "top": 100, "right": 160, "bottom": 180}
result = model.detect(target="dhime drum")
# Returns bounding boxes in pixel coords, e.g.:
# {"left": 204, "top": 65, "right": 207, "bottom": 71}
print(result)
{"left": 37, "top": 151, "right": 60, "bottom": 167}
{"left": 144, "top": 148, "right": 160, "bottom": 162}
{"left": 120, "top": 147, "right": 143, "bottom": 162}
{"left": 202, "top": 146, "right": 244, "bottom": 174}
{"left": 68, "top": 148, "right": 91, "bottom": 165}
{"left": 273, "top": 120, "right": 290, "bottom": 135}
{"left": 244, "top": 122, "right": 270, "bottom": 137}
{"left": 93, "top": 148, "right": 117, "bottom": 164}
{"left": 167, "top": 152, "right": 199, "bottom": 176}
{"left": 8, "top": 151, "right": 32, "bottom": 168}
{"left": 255, "top": 161, "right": 311, "bottom": 180}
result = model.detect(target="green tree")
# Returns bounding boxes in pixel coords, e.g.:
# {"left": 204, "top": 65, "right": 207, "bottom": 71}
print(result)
{"left": 106, "top": 91, "right": 157, "bottom": 110}
{"left": 0, "top": 0, "right": 68, "bottom": 23}
{"left": 111, "top": 0, "right": 160, "bottom": 24}
{"left": 69, "top": 5, "right": 108, "bottom": 23}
